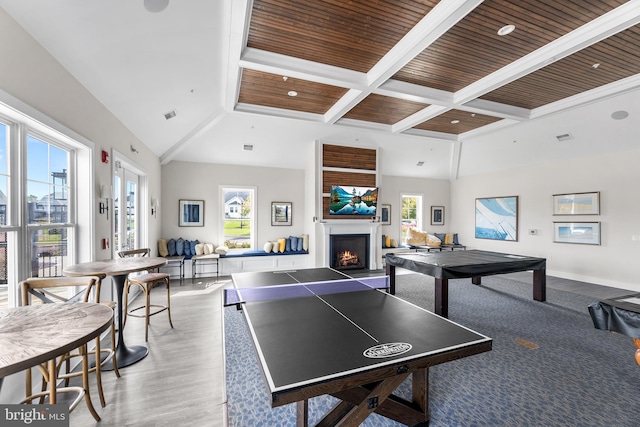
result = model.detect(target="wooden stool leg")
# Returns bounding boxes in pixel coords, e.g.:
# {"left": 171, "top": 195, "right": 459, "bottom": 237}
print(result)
{"left": 123, "top": 283, "right": 130, "bottom": 329}
{"left": 145, "top": 285, "right": 151, "bottom": 342}
{"left": 111, "top": 322, "right": 121, "bottom": 378}
{"left": 94, "top": 337, "right": 106, "bottom": 407}
{"left": 165, "top": 277, "right": 174, "bottom": 329}
{"left": 81, "top": 344, "right": 101, "bottom": 421}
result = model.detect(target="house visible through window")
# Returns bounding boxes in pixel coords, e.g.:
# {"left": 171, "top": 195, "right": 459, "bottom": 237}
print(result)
{"left": 401, "top": 194, "right": 422, "bottom": 241}
{"left": 222, "top": 186, "right": 255, "bottom": 251}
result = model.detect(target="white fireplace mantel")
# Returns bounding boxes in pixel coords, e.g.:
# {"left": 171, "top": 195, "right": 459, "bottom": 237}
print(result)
{"left": 320, "top": 221, "right": 381, "bottom": 270}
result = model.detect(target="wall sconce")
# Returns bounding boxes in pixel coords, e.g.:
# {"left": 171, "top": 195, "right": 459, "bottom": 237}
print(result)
{"left": 151, "top": 198, "right": 159, "bottom": 217}
{"left": 99, "top": 184, "right": 109, "bottom": 218}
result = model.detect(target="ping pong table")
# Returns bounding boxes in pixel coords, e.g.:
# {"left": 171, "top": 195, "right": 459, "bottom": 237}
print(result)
{"left": 386, "top": 250, "right": 547, "bottom": 318}
{"left": 225, "top": 267, "right": 492, "bottom": 426}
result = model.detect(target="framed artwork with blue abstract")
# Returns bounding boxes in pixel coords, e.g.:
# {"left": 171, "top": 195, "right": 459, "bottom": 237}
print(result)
{"left": 553, "top": 222, "right": 600, "bottom": 245}
{"left": 475, "top": 196, "right": 518, "bottom": 241}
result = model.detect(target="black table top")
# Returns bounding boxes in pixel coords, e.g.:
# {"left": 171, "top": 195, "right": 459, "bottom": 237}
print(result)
{"left": 385, "top": 250, "right": 546, "bottom": 279}
{"left": 231, "top": 268, "right": 492, "bottom": 405}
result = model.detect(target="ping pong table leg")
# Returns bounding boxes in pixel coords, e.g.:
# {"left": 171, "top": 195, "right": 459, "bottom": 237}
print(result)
{"left": 386, "top": 263, "right": 396, "bottom": 294}
{"left": 434, "top": 278, "right": 448, "bottom": 318}
{"left": 413, "top": 368, "right": 429, "bottom": 422}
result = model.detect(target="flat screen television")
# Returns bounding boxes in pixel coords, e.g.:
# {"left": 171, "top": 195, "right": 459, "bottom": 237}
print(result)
{"left": 329, "top": 185, "right": 378, "bottom": 216}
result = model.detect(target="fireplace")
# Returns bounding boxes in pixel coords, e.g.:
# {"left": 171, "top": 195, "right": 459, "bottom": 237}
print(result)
{"left": 330, "top": 234, "right": 369, "bottom": 271}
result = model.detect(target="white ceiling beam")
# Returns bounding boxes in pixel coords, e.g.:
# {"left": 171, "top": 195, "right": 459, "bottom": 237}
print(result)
{"left": 325, "top": 0, "right": 483, "bottom": 125}
{"left": 160, "top": 107, "right": 228, "bottom": 165}
{"left": 367, "top": 0, "right": 484, "bottom": 86}
{"left": 455, "top": 0, "right": 640, "bottom": 105}
{"left": 392, "top": 105, "right": 451, "bottom": 133}
{"left": 239, "top": 48, "right": 368, "bottom": 90}
{"left": 225, "top": 0, "right": 253, "bottom": 112}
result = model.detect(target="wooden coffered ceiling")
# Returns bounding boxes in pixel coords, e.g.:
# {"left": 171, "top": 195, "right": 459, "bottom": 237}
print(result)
{"left": 229, "top": 0, "right": 640, "bottom": 140}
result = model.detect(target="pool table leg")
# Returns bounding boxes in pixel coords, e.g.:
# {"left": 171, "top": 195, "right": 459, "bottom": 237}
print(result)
{"left": 434, "top": 278, "right": 448, "bottom": 318}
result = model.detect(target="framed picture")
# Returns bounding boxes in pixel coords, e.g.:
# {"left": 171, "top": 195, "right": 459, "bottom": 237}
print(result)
{"left": 380, "top": 204, "right": 391, "bottom": 225}
{"left": 271, "top": 202, "right": 292, "bottom": 226}
{"left": 431, "top": 206, "right": 444, "bottom": 226}
{"left": 553, "top": 192, "right": 600, "bottom": 215}
{"left": 179, "top": 199, "right": 204, "bottom": 227}
{"left": 553, "top": 221, "right": 601, "bottom": 245}
{"left": 475, "top": 196, "right": 518, "bottom": 241}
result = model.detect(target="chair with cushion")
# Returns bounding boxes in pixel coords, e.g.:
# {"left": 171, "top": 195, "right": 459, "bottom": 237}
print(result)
{"left": 19, "top": 275, "right": 120, "bottom": 418}
{"left": 118, "top": 248, "right": 174, "bottom": 341}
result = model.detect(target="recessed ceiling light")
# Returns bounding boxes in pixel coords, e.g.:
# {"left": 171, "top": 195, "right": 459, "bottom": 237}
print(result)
{"left": 164, "top": 110, "right": 177, "bottom": 120}
{"left": 243, "top": 144, "right": 253, "bottom": 151}
{"left": 498, "top": 24, "right": 515, "bottom": 36}
{"left": 416, "top": 161, "right": 424, "bottom": 166}
{"left": 288, "top": 91, "right": 298, "bottom": 97}
{"left": 611, "top": 110, "right": 629, "bottom": 120}
{"left": 451, "top": 119, "right": 460, "bottom": 124}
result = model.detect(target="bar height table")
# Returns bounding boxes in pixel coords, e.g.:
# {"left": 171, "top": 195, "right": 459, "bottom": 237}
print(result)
{"left": 64, "top": 256, "right": 167, "bottom": 369}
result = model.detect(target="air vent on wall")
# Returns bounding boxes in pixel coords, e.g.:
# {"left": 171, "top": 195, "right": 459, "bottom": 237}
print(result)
{"left": 243, "top": 144, "right": 253, "bottom": 151}
{"left": 164, "top": 110, "right": 177, "bottom": 120}
{"left": 556, "top": 133, "right": 574, "bottom": 142}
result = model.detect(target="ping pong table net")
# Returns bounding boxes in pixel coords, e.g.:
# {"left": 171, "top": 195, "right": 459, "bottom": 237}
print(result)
{"left": 224, "top": 275, "right": 389, "bottom": 307}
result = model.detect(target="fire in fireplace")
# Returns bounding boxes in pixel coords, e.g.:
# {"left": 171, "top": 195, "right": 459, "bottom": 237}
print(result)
{"left": 330, "top": 234, "right": 369, "bottom": 271}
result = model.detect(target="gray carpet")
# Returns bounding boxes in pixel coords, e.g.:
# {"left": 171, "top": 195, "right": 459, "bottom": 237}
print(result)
{"left": 224, "top": 274, "right": 640, "bottom": 426}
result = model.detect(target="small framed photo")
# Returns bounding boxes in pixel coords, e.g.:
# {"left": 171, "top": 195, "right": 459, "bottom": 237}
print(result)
{"left": 431, "top": 206, "right": 444, "bottom": 226}
{"left": 553, "top": 192, "right": 600, "bottom": 215}
{"left": 380, "top": 204, "right": 391, "bottom": 225}
{"left": 179, "top": 199, "right": 204, "bottom": 227}
{"left": 553, "top": 222, "right": 601, "bottom": 245}
{"left": 271, "top": 202, "right": 292, "bottom": 226}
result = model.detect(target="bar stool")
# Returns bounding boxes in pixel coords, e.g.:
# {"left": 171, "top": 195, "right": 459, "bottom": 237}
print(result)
{"left": 19, "top": 276, "right": 120, "bottom": 419}
{"left": 118, "top": 248, "right": 174, "bottom": 341}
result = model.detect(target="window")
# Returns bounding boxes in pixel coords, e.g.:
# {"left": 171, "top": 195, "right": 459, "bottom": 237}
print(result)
{"left": 0, "top": 122, "right": 8, "bottom": 305}
{"left": 0, "top": 100, "right": 90, "bottom": 308}
{"left": 401, "top": 194, "right": 423, "bottom": 240}
{"left": 221, "top": 186, "right": 255, "bottom": 251}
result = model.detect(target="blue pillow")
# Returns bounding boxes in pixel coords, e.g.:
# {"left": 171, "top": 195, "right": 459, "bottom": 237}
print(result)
{"left": 296, "top": 237, "right": 303, "bottom": 251}
{"left": 382, "top": 234, "right": 387, "bottom": 248}
{"left": 175, "top": 238, "right": 184, "bottom": 256}
{"left": 167, "top": 238, "right": 177, "bottom": 256}
{"left": 183, "top": 240, "right": 191, "bottom": 257}
{"left": 453, "top": 233, "right": 459, "bottom": 245}
{"left": 434, "top": 233, "right": 446, "bottom": 242}
{"left": 285, "top": 238, "right": 292, "bottom": 252}
{"left": 190, "top": 240, "right": 198, "bottom": 255}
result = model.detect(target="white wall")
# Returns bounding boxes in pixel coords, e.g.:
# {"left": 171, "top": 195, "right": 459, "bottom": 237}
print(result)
{"left": 451, "top": 148, "right": 640, "bottom": 292}
{"left": 379, "top": 174, "right": 451, "bottom": 242}
{"left": 160, "top": 161, "right": 306, "bottom": 247}
{"left": 0, "top": 8, "right": 162, "bottom": 259}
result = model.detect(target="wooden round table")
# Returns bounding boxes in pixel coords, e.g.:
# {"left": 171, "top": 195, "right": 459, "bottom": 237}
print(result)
{"left": 0, "top": 302, "right": 113, "bottom": 418}
{"left": 63, "top": 257, "right": 167, "bottom": 369}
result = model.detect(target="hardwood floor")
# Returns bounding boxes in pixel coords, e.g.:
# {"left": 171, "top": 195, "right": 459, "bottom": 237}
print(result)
{"left": 68, "top": 277, "right": 229, "bottom": 427}
{"left": 66, "top": 269, "right": 631, "bottom": 426}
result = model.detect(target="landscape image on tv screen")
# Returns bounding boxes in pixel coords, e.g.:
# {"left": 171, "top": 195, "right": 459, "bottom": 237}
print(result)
{"left": 329, "top": 185, "right": 378, "bottom": 216}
